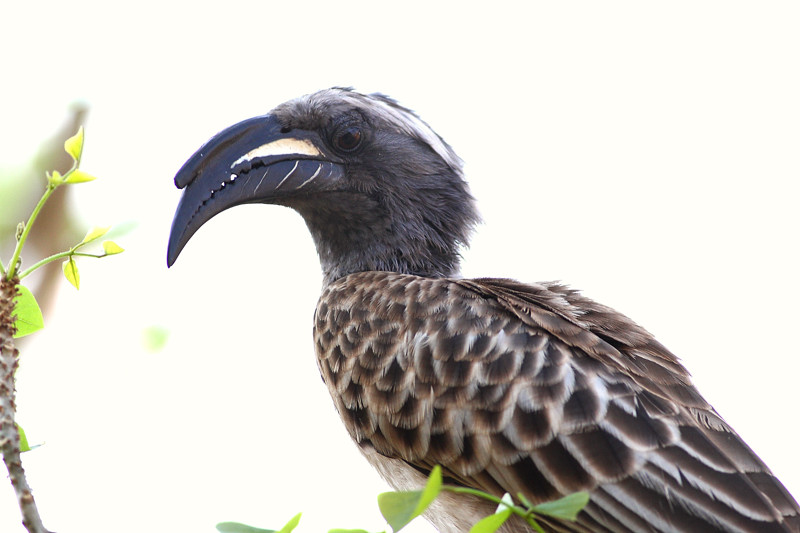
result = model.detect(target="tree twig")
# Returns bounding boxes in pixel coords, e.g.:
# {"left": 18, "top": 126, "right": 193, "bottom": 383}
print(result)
{"left": 0, "top": 277, "right": 52, "bottom": 533}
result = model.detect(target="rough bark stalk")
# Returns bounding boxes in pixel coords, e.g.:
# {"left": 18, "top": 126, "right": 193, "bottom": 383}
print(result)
{"left": 0, "top": 277, "right": 52, "bottom": 533}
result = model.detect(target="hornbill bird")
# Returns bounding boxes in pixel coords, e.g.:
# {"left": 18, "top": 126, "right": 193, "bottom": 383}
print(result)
{"left": 167, "top": 88, "right": 799, "bottom": 532}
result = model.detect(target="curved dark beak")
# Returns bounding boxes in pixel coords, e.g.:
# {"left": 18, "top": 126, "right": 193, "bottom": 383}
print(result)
{"left": 167, "top": 114, "right": 343, "bottom": 266}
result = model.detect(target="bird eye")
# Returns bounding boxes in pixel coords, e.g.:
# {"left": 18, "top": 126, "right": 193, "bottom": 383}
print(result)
{"left": 334, "top": 126, "right": 363, "bottom": 152}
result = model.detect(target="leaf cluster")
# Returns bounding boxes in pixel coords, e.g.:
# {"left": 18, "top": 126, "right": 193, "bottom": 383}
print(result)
{"left": 216, "top": 466, "right": 589, "bottom": 533}
{"left": 3, "top": 127, "right": 124, "bottom": 338}
{"left": 2, "top": 126, "right": 125, "bottom": 468}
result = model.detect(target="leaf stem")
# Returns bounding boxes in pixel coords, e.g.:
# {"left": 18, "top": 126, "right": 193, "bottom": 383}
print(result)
{"left": 18, "top": 251, "right": 108, "bottom": 280}
{"left": 443, "top": 486, "right": 547, "bottom": 532}
{"left": 5, "top": 183, "right": 58, "bottom": 280}
{"left": 443, "top": 485, "right": 509, "bottom": 507}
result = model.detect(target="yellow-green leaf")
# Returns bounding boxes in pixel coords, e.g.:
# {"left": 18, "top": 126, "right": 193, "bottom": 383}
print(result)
{"left": 276, "top": 513, "right": 302, "bottom": 533}
{"left": 414, "top": 465, "right": 442, "bottom": 517}
{"left": 11, "top": 285, "right": 44, "bottom": 338}
{"left": 48, "top": 170, "right": 64, "bottom": 186}
{"left": 531, "top": 492, "right": 589, "bottom": 521}
{"left": 17, "top": 424, "right": 31, "bottom": 453}
{"left": 64, "top": 126, "right": 84, "bottom": 162}
{"left": 102, "top": 240, "right": 124, "bottom": 255}
{"left": 378, "top": 490, "right": 423, "bottom": 532}
{"left": 81, "top": 226, "right": 111, "bottom": 244}
{"left": 64, "top": 169, "right": 96, "bottom": 184}
{"left": 141, "top": 325, "right": 169, "bottom": 353}
{"left": 378, "top": 466, "right": 442, "bottom": 532}
{"left": 469, "top": 508, "right": 512, "bottom": 533}
{"left": 62, "top": 258, "right": 80, "bottom": 289}
{"left": 216, "top": 522, "right": 277, "bottom": 533}
{"left": 214, "top": 514, "right": 300, "bottom": 533}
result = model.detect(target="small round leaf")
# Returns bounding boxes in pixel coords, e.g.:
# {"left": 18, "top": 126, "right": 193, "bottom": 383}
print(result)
{"left": 65, "top": 169, "right": 97, "bottom": 184}
{"left": 64, "top": 126, "right": 84, "bottom": 162}
{"left": 82, "top": 226, "right": 111, "bottom": 244}
{"left": 531, "top": 491, "right": 589, "bottom": 521}
{"left": 216, "top": 523, "right": 276, "bottom": 533}
{"left": 48, "top": 170, "right": 64, "bottom": 186}
{"left": 142, "top": 325, "right": 169, "bottom": 353}
{"left": 17, "top": 424, "right": 31, "bottom": 453}
{"left": 62, "top": 258, "right": 80, "bottom": 289}
{"left": 378, "top": 466, "right": 442, "bottom": 532}
{"left": 277, "top": 514, "right": 302, "bottom": 533}
{"left": 12, "top": 285, "right": 44, "bottom": 337}
{"left": 102, "top": 240, "right": 125, "bottom": 255}
{"left": 469, "top": 508, "right": 512, "bottom": 533}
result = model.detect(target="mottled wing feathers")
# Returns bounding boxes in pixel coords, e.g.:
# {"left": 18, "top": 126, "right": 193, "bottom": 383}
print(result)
{"left": 314, "top": 272, "right": 799, "bottom": 532}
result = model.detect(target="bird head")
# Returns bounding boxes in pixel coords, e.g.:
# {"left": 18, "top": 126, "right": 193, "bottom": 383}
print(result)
{"left": 167, "top": 88, "right": 480, "bottom": 283}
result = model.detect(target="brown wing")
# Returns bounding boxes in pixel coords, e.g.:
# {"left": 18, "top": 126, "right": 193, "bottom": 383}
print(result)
{"left": 314, "top": 271, "right": 800, "bottom": 532}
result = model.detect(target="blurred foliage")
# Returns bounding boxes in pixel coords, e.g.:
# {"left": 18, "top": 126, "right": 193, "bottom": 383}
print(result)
{"left": 1, "top": 111, "right": 125, "bottom": 533}
{"left": 1, "top": 106, "right": 87, "bottom": 320}
{"left": 217, "top": 466, "right": 588, "bottom": 533}
{"left": 141, "top": 325, "right": 170, "bottom": 353}
{"left": 6, "top": 126, "right": 124, "bottom": 334}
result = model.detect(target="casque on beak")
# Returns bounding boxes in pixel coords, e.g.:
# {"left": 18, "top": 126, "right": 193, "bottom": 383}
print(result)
{"left": 167, "top": 114, "right": 344, "bottom": 266}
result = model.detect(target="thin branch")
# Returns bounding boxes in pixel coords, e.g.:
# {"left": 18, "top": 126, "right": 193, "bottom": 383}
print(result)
{"left": 5, "top": 185, "right": 57, "bottom": 280}
{"left": 0, "top": 278, "right": 52, "bottom": 533}
{"left": 443, "top": 485, "right": 547, "bottom": 532}
{"left": 19, "top": 251, "right": 108, "bottom": 280}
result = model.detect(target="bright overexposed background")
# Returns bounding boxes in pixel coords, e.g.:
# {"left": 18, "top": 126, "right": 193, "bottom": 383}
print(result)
{"left": 1, "top": 2, "right": 798, "bottom": 532}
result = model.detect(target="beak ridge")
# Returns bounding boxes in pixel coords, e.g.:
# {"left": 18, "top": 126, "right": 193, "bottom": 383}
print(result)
{"left": 166, "top": 114, "right": 343, "bottom": 266}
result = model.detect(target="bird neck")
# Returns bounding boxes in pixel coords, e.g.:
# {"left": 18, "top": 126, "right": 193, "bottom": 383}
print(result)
{"left": 292, "top": 192, "right": 464, "bottom": 285}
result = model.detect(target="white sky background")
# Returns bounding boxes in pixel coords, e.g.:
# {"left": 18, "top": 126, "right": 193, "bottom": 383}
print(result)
{"left": 1, "top": 2, "right": 799, "bottom": 532}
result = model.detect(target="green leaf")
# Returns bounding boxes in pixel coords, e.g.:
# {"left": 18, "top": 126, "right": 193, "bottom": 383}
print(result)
{"left": 216, "top": 522, "right": 275, "bottom": 533}
{"left": 64, "top": 126, "right": 84, "bottom": 162}
{"left": 17, "top": 424, "right": 31, "bottom": 453}
{"left": 378, "top": 465, "right": 442, "bottom": 532}
{"left": 62, "top": 258, "right": 80, "bottom": 289}
{"left": 277, "top": 513, "right": 302, "bottom": 533}
{"left": 415, "top": 465, "right": 442, "bottom": 517}
{"left": 102, "top": 240, "right": 125, "bottom": 255}
{"left": 378, "top": 490, "right": 420, "bottom": 532}
{"left": 48, "top": 170, "right": 64, "bottom": 186}
{"left": 531, "top": 492, "right": 589, "bottom": 521}
{"left": 525, "top": 518, "right": 547, "bottom": 533}
{"left": 469, "top": 508, "right": 512, "bottom": 533}
{"left": 81, "top": 225, "right": 111, "bottom": 244}
{"left": 64, "top": 169, "right": 96, "bottom": 184}
{"left": 516, "top": 492, "right": 533, "bottom": 509}
{"left": 12, "top": 285, "right": 44, "bottom": 338}
{"left": 142, "top": 325, "right": 169, "bottom": 352}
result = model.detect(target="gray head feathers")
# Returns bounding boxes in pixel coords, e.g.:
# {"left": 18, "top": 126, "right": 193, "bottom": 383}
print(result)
{"left": 272, "top": 87, "right": 480, "bottom": 283}
{"left": 276, "top": 87, "right": 464, "bottom": 172}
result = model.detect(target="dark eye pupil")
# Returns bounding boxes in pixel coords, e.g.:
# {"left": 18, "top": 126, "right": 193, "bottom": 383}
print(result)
{"left": 336, "top": 127, "right": 362, "bottom": 151}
